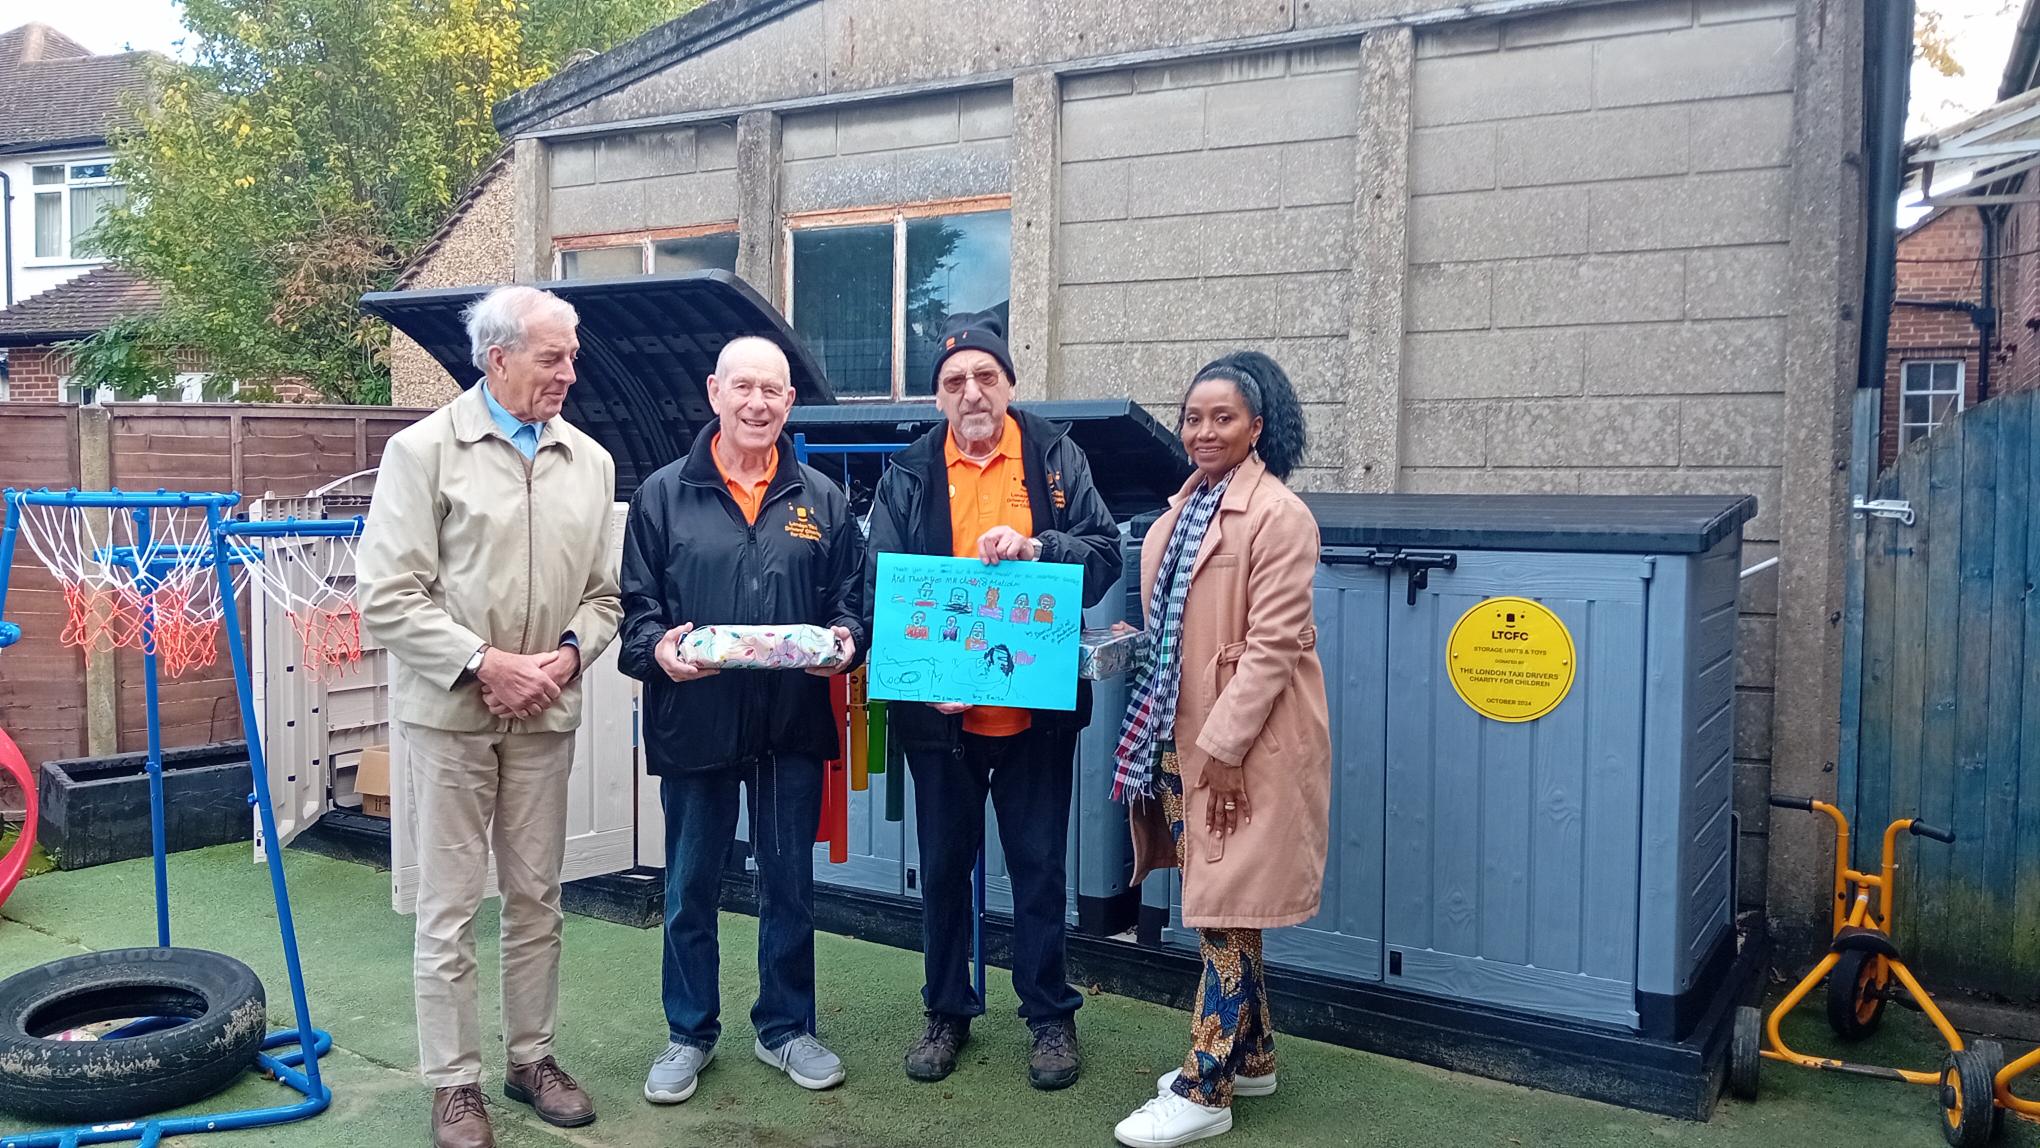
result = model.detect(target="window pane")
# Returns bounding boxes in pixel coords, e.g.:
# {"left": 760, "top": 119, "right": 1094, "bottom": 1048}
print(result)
{"left": 791, "top": 224, "right": 894, "bottom": 398}
{"left": 34, "top": 193, "right": 62, "bottom": 257}
{"left": 558, "top": 245, "right": 643, "bottom": 280}
{"left": 1929, "top": 393, "right": 1960, "bottom": 425}
{"left": 1904, "top": 423, "right": 1930, "bottom": 445}
{"left": 651, "top": 232, "right": 739, "bottom": 275}
{"left": 69, "top": 162, "right": 113, "bottom": 182}
{"left": 69, "top": 184, "right": 126, "bottom": 258}
{"left": 903, "top": 211, "right": 1012, "bottom": 398}
{"left": 31, "top": 165, "right": 62, "bottom": 186}
{"left": 1934, "top": 361, "right": 1959, "bottom": 390}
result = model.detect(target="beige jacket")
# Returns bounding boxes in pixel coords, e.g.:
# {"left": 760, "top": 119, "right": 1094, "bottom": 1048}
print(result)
{"left": 358, "top": 384, "right": 623, "bottom": 734}
{"left": 1129, "top": 455, "right": 1333, "bottom": 930}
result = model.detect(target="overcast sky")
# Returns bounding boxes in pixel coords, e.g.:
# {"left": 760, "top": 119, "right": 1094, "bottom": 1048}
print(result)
{"left": 4, "top": 0, "right": 2029, "bottom": 136}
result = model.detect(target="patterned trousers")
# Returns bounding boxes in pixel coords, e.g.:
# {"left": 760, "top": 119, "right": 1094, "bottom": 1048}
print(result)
{"left": 1158, "top": 746, "right": 1276, "bottom": 1109}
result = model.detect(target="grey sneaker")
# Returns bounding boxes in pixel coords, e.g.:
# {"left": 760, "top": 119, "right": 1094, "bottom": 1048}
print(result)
{"left": 644, "top": 1041, "right": 714, "bottom": 1104}
{"left": 754, "top": 1034, "right": 846, "bottom": 1091}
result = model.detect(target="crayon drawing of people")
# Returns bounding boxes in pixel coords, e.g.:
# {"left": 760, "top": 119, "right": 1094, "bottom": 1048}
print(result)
{"left": 906, "top": 611, "right": 931, "bottom": 640}
{"left": 1032, "top": 593, "right": 1055, "bottom": 624}
{"left": 915, "top": 581, "right": 937, "bottom": 607}
{"left": 964, "top": 620, "right": 989, "bottom": 652}
{"left": 941, "top": 615, "right": 960, "bottom": 642}
{"left": 946, "top": 587, "right": 971, "bottom": 613}
{"left": 1009, "top": 592, "right": 1032, "bottom": 624}
{"left": 970, "top": 644, "right": 1016, "bottom": 700}
{"left": 979, "top": 586, "right": 1002, "bottom": 619}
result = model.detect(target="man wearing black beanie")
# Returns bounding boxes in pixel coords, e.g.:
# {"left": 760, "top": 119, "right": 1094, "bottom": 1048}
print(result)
{"left": 865, "top": 310, "right": 1123, "bottom": 1090}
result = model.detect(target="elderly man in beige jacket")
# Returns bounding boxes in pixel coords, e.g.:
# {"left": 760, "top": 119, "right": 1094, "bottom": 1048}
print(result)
{"left": 358, "top": 284, "right": 622, "bottom": 1148}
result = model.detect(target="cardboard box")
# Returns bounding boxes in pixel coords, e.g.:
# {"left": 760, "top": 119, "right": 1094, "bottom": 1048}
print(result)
{"left": 356, "top": 745, "right": 391, "bottom": 819}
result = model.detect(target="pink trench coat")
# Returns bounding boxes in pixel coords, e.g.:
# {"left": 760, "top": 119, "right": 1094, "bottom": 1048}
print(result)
{"left": 1128, "top": 455, "right": 1333, "bottom": 930}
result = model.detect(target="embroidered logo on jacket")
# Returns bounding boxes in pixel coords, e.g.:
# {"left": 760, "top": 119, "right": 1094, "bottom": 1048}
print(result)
{"left": 785, "top": 504, "right": 823, "bottom": 542}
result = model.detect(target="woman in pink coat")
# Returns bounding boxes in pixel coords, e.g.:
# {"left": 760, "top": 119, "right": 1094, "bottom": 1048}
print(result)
{"left": 1110, "top": 352, "right": 1332, "bottom": 1148}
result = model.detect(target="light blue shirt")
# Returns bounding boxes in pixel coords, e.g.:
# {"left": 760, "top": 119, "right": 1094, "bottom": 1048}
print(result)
{"left": 480, "top": 381, "right": 543, "bottom": 461}
{"left": 476, "top": 381, "right": 575, "bottom": 654}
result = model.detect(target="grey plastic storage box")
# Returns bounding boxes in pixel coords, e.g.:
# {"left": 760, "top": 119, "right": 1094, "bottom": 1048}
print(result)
{"left": 1142, "top": 493, "right": 1755, "bottom": 1038}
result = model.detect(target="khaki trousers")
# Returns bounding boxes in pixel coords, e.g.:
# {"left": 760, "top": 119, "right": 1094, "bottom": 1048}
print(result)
{"left": 402, "top": 721, "right": 575, "bottom": 1088}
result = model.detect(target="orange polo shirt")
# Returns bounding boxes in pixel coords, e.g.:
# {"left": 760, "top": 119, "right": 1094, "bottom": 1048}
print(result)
{"left": 712, "top": 434, "right": 777, "bottom": 525}
{"left": 946, "top": 416, "right": 1033, "bottom": 738}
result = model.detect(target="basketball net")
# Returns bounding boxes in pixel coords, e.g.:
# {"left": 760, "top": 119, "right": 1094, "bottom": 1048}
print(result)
{"left": 243, "top": 530, "right": 364, "bottom": 683}
{"left": 7, "top": 495, "right": 240, "bottom": 678}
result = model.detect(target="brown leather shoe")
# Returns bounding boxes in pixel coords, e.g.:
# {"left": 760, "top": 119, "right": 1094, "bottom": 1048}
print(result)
{"left": 431, "top": 1084, "right": 494, "bottom": 1148}
{"left": 503, "top": 1056, "right": 596, "bottom": 1128}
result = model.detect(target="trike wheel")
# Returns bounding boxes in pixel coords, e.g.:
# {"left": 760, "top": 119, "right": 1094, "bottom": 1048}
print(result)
{"left": 1826, "top": 949, "right": 1887, "bottom": 1041}
{"left": 1729, "top": 1005, "right": 1762, "bottom": 1101}
{"left": 1939, "top": 1042, "right": 2004, "bottom": 1148}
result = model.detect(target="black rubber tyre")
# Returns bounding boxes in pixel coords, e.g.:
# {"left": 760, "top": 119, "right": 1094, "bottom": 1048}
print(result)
{"left": 0, "top": 947, "right": 266, "bottom": 1122}
{"left": 1940, "top": 1042, "right": 2005, "bottom": 1148}
{"left": 1826, "top": 948, "right": 1889, "bottom": 1041}
{"left": 1729, "top": 1005, "right": 1763, "bottom": 1102}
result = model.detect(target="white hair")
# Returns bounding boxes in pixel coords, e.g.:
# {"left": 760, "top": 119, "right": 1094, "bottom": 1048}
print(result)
{"left": 714, "top": 335, "right": 790, "bottom": 381}
{"left": 463, "top": 285, "right": 579, "bottom": 373}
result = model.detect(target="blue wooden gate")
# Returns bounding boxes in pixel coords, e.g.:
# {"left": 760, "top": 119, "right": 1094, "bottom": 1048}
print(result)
{"left": 1851, "top": 389, "right": 2040, "bottom": 996}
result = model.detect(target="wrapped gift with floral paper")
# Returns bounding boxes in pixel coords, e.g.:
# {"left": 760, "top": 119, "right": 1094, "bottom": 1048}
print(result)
{"left": 679, "top": 623, "right": 846, "bottom": 670}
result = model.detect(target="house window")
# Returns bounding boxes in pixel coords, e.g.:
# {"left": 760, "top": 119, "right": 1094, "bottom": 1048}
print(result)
{"left": 786, "top": 202, "right": 1012, "bottom": 400}
{"left": 32, "top": 161, "right": 126, "bottom": 261}
{"left": 1900, "top": 360, "right": 1965, "bottom": 445}
{"left": 65, "top": 373, "right": 220, "bottom": 405}
{"left": 553, "top": 225, "right": 740, "bottom": 280}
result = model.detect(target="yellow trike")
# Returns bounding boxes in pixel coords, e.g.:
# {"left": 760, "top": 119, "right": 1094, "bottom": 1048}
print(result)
{"left": 1728, "top": 795, "right": 2004, "bottom": 1147}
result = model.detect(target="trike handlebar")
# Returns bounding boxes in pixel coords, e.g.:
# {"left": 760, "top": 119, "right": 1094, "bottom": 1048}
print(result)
{"left": 1768, "top": 794, "right": 1815, "bottom": 811}
{"left": 1909, "top": 821, "right": 1956, "bottom": 844}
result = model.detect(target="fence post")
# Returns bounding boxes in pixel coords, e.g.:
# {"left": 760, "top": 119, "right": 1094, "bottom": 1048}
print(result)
{"left": 77, "top": 406, "right": 119, "bottom": 756}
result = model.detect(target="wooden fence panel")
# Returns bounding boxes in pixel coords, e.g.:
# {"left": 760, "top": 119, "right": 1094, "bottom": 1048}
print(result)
{"left": 0, "top": 403, "right": 430, "bottom": 766}
{"left": 1858, "top": 389, "right": 2040, "bottom": 997}
{"left": 0, "top": 406, "right": 85, "bottom": 777}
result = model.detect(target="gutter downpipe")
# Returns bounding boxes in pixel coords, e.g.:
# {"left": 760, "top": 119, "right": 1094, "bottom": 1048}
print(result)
{"left": 1, "top": 169, "right": 12, "bottom": 308}
{"left": 1837, "top": 0, "right": 1916, "bottom": 864}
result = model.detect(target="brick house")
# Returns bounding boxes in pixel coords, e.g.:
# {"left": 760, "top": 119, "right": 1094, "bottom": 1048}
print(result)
{"left": 0, "top": 265, "right": 205, "bottom": 402}
{"left": 1882, "top": 209, "right": 1988, "bottom": 470}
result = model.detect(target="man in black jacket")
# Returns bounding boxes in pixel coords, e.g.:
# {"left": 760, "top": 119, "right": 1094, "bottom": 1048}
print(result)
{"left": 866, "top": 312, "right": 1122, "bottom": 1090}
{"left": 618, "top": 336, "right": 866, "bottom": 1105}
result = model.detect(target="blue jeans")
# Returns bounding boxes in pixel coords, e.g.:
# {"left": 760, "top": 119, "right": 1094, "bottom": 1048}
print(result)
{"left": 659, "top": 756, "right": 823, "bottom": 1052}
{"left": 907, "top": 727, "right": 1084, "bottom": 1027}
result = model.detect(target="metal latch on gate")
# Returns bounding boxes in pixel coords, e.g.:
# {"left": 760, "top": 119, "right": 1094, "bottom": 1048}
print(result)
{"left": 1851, "top": 498, "right": 1915, "bottom": 526}
{"left": 1400, "top": 551, "right": 1460, "bottom": 605}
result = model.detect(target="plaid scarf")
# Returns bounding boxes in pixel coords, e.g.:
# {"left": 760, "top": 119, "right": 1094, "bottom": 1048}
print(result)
{"left": 1112, "top": 475, "right": 1229, "bottom": 801}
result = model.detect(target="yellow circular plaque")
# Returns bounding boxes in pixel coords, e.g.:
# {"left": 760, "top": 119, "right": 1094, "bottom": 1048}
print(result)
{"left": 1446, "top": 596, "right": 1577, "bottom": 723}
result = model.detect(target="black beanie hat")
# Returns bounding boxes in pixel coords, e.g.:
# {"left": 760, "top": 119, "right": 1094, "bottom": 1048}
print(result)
{"left": 929, "top": 311, "right": 1017, "bottom": 391}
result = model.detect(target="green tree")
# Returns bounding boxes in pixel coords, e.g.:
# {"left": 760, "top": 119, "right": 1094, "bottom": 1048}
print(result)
{"left": 96, "top": 0, "right": 700, "bottom": 404}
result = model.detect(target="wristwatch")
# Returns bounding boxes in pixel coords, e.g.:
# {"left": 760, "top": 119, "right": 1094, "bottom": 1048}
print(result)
{"left": 464, "top": 645, "right": 488, "bottom": 677}
{"left": 1027, "top": 536, "right": 1044, "bottom": 561}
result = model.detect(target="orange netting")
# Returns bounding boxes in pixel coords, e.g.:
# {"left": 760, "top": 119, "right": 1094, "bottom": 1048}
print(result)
{"left": 57, "top": 584, "right": 222, "bottom": 676}
{"left": 288, "top": 605, "right": 362, "bottom": 683}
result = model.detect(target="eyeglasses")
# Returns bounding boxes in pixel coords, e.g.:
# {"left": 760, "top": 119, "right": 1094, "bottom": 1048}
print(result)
{"left": 938, "top": 369, "right": 1007, "bottom": 394}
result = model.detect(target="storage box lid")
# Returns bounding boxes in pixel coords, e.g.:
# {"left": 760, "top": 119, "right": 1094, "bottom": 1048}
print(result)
{"left": 360, "top": 272, "right": 835, "bottom": 499}
{"left": 1300, "top": 494, "right": 1759, "bottom": 555}
{"left": 786, "top": 399, "right": 1191, "bottom": 521}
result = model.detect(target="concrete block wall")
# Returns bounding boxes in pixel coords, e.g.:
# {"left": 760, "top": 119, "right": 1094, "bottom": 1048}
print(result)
{"left": 780, "top": 88, "right": 1012, "bottom": 215}
{"left": 548, "top": 121, "right": 740, "bottom": 238}
{"left": 1056, "top": 43, "right": 1364, "bottom": 489}
{"left": 1400, "top": 0, "right": 1796, "bottom": 908}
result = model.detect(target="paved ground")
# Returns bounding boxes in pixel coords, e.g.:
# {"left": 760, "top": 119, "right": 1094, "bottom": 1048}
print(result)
{"left": 0, "top": 845, "right": 2035, "bottom": 1148}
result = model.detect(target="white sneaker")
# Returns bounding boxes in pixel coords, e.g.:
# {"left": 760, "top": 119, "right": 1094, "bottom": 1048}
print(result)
{"left": 1157, "top": 1067, "right": 1277, "bottom": 1098}
{"left": 1114, "top": 1091, "right": 1233, "bottom": 1148}
{"left": 644, "top": 1041, "right": 714, "bottom": 1104}
{"left": 754, "top": 1034, "right": 846, "bottom": 1091}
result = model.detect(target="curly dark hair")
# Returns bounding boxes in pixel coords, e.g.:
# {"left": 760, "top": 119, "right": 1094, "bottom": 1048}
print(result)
{"left": 1183, "top": 350, "right": 1308, "bottom": 480}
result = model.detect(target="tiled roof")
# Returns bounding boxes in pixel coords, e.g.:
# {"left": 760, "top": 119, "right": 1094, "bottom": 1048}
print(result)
{"left": 0, "top": 24, "right": 157, "bottom": 151}
{"left": 0, "top": 266, "right": 163, "bottom": 346}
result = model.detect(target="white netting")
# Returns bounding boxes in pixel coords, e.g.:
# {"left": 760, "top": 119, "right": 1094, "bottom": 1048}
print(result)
{"left": 6, "top": 495, "right": 247, "bottom": 678}
{"left": 241, "top": 529, "right": 364, "bottom": 683}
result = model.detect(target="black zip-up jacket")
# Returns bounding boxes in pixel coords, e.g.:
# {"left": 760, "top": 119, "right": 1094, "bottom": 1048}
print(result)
{"left": 865, "top": 406, "right": 1123, "bottom": 752}
{"left": 619, "top": 423, "right": 868, "bottom": 774}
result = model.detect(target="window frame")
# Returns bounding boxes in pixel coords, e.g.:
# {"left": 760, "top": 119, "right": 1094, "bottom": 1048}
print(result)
{"left": 64, "top": 372, "right": 224, "bottom": 405}
{"left": 1898, "top": 359, "right": 1966, "bottom": 445}
{"left": 28, "top": 158, "right": 125, "bottom": 265}
{"left": 550, "top": 221, "right": 741, "bottom": 279}
{"left": 782, "top": 194, "right": 1013, "bottom": 402}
